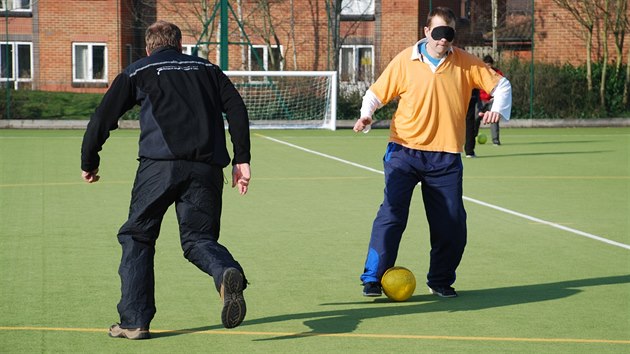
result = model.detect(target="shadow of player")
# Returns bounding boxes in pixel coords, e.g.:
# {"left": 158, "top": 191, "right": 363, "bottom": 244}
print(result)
{"left": 152, "top": 274, "right": 629, "bottom": 340}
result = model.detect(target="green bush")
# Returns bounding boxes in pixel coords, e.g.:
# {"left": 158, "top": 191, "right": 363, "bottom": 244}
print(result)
{"left": 501, "top": 59, "right": 627, "bottom": 118}
{"left": 598, "top": 65, "right": 627, "bottom": 114}
{"left": 0, "top": 90, "right": 103, "bottom": 119}
{"left": 0, "top": 89, "right": 141, "bottom": 120}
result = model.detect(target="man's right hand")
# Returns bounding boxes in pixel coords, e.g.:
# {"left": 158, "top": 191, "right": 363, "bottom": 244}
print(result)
{"left": 232, "top": 163, "right": 251, "bottom": 195}
{"left": 353, "top": 117, "right": 373, "bottom": 133}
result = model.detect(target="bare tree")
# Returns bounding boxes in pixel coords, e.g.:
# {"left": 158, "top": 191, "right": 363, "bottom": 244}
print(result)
{"left": 599, "top": 0, "right": 610, "bottom": 107}
{"left": 608, "top": 0, "right": 630, "bottom": 105}
{"left": 604, "top": 0, "right": 629, "bottom": 107}
{"left": 605, "top": 0, "right": 630, "bottom": 106}
{"left": 289, "top": 0, "right": 298, "bottom": 69}
{"left": 607, "top": 0, "right": 628, "bottom": 74}
{"left": 325, "top": 0, "right": 375, "bottom": 71}
{"left": 555, "top": 0, "right": 629, "bottom": 107}
{"left": 491, "top": 0, "right": 498, "bottom": 58}
{"left": 241, "top": 0, "right": 285, "bottom": 70}
{"left": 325, "top": 0, "right": 342, "bottom": 72}
{"left": 133, "top": 1, "right": 288, "bottom": 71}
{"left": 236, "top": 0, "right": 246, "bottom": 70}
{"left": 130, "top": 0, "right": 218, "bottom": 59}
{"left": 625, "top": 45, "right": 630, "bottom": 106}
{"left": 552, "top": 0, "right": 598, "bottom": 92}
{"left": 468, "top": 0, "right": 524, "bottom": 61}
{"left": 163, "top": 0, "right": 217, "bottom": 58}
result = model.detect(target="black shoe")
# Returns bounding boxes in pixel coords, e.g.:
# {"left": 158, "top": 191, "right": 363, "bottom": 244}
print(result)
{"left": 108, "top": 323, "right": 151, "bottom": 340}
{"left": 362, "top": 282, "right": 382, "bottom": 297}
{"left": 220, "top": 268, "right": 246, "bottom": 328}
{"left": 428, "top": 285, "right": 458, "bottom": 298}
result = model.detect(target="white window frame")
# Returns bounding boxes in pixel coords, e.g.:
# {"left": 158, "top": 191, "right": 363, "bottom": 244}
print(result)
{"left": 182, "top": 44, "right": 205, "bottom": 58}
{"left": 72, "top": 42, "right": 108, "bottom": 83}
{"left": 341, "top": 0, "right": 374, "bottom": 16}
{"left": 0, "top": 41, "right": 33, "bottom": 89}
{"left": 248, "top": 44, "right": 284, "bottom": 71}
{"left": 0, "top": 0, "right": 31, "bottom": 11}
{"left": 339, "top": 44, "right": 374, "bottom": 83}
{"left": 182, "top": 44, "right": 195, "bottom": 56}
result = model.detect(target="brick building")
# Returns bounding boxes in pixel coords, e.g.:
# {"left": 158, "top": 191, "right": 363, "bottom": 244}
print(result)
{"left": 0, "top": 0, "right": 627, "bottom": 93}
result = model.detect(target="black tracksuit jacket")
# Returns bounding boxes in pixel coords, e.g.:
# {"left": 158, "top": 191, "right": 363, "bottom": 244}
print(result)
{"left": 81, "top": 46, "right": 250, "bottom": 172}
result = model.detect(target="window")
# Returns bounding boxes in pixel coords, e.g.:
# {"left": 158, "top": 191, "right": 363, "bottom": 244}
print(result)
{"left": 0, "top": 42, "right": 32, "bottom": 86}
{"left": 339, "top": 45, "right": 373, "bottom": 83}
{"left": 73, "top": 43, "right": 107, "bottom": 83}
{"left": 182, "top": 44, "right": 205, "bottom": 58}
{"left": 248, "top": 45, "right": 283, "bottom": 71}
{"left": 182, "top": 45, "right": 195, "bottom": 56}
{"left": 341, "top": 0, "right": 374, "bottom": 16}
{"left": 0, "top": 0, "right": 31, "bottom": 11}
{"left": 464, "top": 0, "right": 472, "bottom": 19}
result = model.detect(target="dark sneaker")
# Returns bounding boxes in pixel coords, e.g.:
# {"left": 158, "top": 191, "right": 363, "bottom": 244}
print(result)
{"left": 220, "top": 267, "right": 246, "bottom": 329}
{"left": 362, "top": 282, "right": 382, "bottom": 297}
{"left": 428, "top": 285, "right": 458, "bottom": 298}
{"left": 108, "top": 323, "right": 150, "bottom": 340}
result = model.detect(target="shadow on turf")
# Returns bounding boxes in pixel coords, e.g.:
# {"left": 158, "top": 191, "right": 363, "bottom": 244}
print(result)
{"left": 151, "top": 274, "right": 630, "bottom": 340}
{"left": 470, "top": 150, "right": 612, "bottom": 159}
{"left": 502, "top": 140, "right": 606, "bottom": 146}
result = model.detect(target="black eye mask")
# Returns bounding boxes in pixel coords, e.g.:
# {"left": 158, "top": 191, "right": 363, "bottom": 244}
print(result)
{"left": 431, "top": 26, "right": 455, "bottom": 42}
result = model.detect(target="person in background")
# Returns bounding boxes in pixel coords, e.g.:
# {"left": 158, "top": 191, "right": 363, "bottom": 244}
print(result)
{"left": 464, "top": 88, "right": 481, "bottom": 158}
{"left": 353, "top": 7, "right": 512, "bottom": 298}
{"left": 81, "top": 20, "right": 250, "bottom": 339}
{"left": 479, "top": 55, "right": 504, "bottom": 145}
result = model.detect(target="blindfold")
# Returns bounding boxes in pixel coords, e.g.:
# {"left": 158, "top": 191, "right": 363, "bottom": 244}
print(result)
{"left": 431, "top": 26, "right": 455, "bottom": 42}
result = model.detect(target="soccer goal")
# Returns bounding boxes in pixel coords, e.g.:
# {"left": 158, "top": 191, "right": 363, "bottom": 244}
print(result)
{"left": 224, "top": 71, "right": 337, "bottom": 130}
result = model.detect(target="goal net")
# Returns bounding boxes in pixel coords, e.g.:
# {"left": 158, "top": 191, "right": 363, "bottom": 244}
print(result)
{"left": 224, "top": 71, "right": 337, "bottom": 130}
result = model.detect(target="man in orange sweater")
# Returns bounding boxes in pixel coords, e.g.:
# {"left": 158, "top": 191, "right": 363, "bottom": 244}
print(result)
{"left": 354, "top": 7, "right": 512, "bottom": 298}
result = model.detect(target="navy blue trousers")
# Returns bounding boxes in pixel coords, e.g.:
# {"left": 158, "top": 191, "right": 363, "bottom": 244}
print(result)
{"left": 116, "top": 158, "right": 244, "bottom": 329}
{"left": 361, "top": 143, "right": 467, "bottom": 288}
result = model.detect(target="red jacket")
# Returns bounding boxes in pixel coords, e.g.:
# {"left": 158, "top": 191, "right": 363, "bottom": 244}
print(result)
{"left": 479, "top": 67, "right": 503, "bottom": 102}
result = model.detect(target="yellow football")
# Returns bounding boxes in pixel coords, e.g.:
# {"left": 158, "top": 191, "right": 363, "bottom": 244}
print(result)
{"left": 381, "top": 266, "right": 416, "bottom": 302}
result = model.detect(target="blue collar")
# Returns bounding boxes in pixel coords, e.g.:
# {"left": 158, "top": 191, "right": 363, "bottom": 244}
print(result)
{"left": 419, "top": 42, "right": 442, "bottom": 67}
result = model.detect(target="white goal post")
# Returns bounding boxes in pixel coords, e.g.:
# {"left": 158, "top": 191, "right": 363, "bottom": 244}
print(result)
{"left": 224, "top": 71, "right": 337, "bottom": 130}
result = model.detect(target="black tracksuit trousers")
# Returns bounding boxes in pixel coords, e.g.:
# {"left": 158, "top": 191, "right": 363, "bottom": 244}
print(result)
{"left": 116, "top": 158, "right": 244, "bottom": 329}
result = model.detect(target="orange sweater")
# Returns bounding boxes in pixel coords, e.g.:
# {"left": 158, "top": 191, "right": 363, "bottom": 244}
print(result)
{"left": 370, "top": 43, "right": 501, "bottom": 153}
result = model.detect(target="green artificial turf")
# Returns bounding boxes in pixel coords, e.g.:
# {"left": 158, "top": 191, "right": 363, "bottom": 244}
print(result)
{"left": 0, "top": 127, "right": 628, "bottom": 353}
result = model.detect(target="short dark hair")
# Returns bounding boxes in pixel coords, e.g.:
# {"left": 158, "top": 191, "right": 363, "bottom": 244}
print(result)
{"left": 426, "top": 7, "right": 457, "bottom": 28}
{"left": 145, "top": 21, "right": 182, "bottom": 54}
{"left": 483, "top": 55, "right": 494, "bottom": 64}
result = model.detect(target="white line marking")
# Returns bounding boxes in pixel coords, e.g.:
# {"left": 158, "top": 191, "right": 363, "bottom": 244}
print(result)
{"left": 259, "top": 134, "right": 630, "bottom": 251}
{"left": 261, "top": 135, "right": 384, "bottom": 175}
{"left": 462, "top": 196, "right": 630, "bottom": 250}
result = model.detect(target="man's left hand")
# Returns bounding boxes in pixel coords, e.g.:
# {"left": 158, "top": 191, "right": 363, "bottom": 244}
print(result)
{"left": 81, "top": 169, "right": 100, "bottom": 183}
{"left": 479, "top": 111, "right": 502, "bottom": 125}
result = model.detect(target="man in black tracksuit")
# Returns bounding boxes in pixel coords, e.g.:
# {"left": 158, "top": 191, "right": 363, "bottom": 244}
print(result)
{"left": 81, "top": 21, "right": 250, "bottom": 339}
